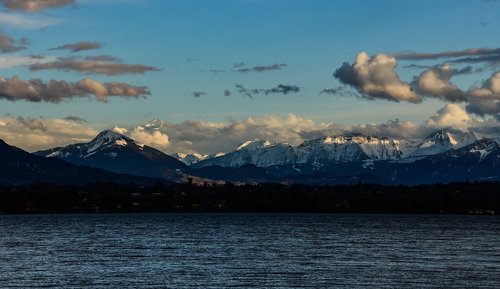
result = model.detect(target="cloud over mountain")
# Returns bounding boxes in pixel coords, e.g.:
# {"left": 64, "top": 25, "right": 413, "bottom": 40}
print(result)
{"left": 0, "top": 115, "right": 98, "bottom": 152}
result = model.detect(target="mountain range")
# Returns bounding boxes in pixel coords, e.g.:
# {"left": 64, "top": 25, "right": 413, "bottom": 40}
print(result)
{"left": 1, "top": 127, "right": 499, "bottom": 185}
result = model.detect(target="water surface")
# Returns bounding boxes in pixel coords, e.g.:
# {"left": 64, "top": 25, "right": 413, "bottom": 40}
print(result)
{"left": 0, "top": 214, "right": 499, "bottom": 288}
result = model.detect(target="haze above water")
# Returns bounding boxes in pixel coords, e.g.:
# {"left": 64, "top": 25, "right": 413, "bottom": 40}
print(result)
{"left": 1, "top": 214, "right": 499, "bottom": 288}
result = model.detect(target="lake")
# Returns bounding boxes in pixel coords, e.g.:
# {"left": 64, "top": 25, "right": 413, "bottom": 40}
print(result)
{"left": 0, "top": 214, "right": 499, "bottom": 288}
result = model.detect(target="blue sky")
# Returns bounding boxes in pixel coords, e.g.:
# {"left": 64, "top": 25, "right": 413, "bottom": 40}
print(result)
{"left": 1, "top": 0, "right": 500, "bottom": 153}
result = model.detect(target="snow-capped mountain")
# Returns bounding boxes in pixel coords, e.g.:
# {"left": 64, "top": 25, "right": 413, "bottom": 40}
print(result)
{"left": 194, "top": 134, "right": 403, "bottom": 168}
{"left": 194, "top": 140, "right": 297, "bottom": 168}
{"left": 35, "top": 130, "right": 187, "bottom": 179}
{"left": 0, "top": 138, "right": 161, "bottom": 185}
{"left": 193, "top": 129, "right": 486, "bottom": 169}
{"left": 295, "top": 135, "right": 402, "bottom": 164}
{"left": 409, "top": 129, "right": 481, "bottom": 157}
{"left": 171, "top": 152, "right": 210, "bottom": 165}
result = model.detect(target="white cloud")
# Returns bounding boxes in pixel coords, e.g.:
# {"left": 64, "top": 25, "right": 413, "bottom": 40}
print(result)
{"left": 0, "top": 12, "right": 60, "bottom": 29}
{"left": 414, "top": 64, "right": 466, "bottom": 102}
{"left": 0, "top": 55, "right": 56, "bottom": 69}
{"left": 334, "top": 52, "right": 421, "bottom": 103}
{"left": 129, "top": 126, "right": 170, "bottom": 149}
{"left": 426, "top": 104, "right": 471, "bottom": 129}
{"left": 466, "top": 72, "right": 500, "bottom": 116}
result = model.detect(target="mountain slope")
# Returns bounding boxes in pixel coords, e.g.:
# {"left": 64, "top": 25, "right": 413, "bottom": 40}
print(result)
{"left": 35, "top": 130, "right": 187, "bottom": 179}
{"left": 0, "top": 139, "right": 163, "bottom": 185}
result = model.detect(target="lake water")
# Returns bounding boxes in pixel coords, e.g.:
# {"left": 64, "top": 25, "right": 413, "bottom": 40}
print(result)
{"left": 0, "top": 214, "right": 499, "bottom": 288}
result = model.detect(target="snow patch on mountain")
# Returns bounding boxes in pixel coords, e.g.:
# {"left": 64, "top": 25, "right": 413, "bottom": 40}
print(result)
{"left": 172, "top": 152, "right": 210, "bottom": 165}
{"left": 410, "top": 129, "right": 481, "bottom": 157}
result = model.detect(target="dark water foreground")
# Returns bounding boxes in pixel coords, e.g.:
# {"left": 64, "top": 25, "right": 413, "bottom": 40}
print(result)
{"left": 0, "top": 214, "right": 499, "bottom": 288}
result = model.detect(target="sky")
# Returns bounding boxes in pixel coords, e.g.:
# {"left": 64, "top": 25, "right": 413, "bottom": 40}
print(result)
{"left": 1, "top": 0, "right": 500, "bottom": 154}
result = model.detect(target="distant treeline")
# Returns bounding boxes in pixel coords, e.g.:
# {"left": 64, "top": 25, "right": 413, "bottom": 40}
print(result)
{"left": 0, "top": 181, "right": 499, "bottom": 214}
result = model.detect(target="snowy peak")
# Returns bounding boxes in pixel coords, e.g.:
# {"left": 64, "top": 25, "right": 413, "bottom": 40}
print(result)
{"left": 143, "top": 119, "right": 165, "bottom": 129}
{"left": 411, "top": 129, "right": 481, "bottom": 157}
{"left": 297, "top": 134, "right": 402, "bottom": 163}
{"left": 235, "top": 140, "right": 272, "bottom": 151}
{"left": 87, "top": 129, "right": 132, "bottom": 154}
{"left": 172, "top": 152, "right": 210, "bottom": 165}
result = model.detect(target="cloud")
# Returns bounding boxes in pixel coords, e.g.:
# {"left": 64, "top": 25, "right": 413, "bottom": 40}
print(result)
{"left": 414, "top": 64, "right": 467, "bottom": 102}
{"left": 50, "top": 41, "right": 102, "bottom": 52}
{"left": 84, "top": 55, "right": 120, "bottom": 62}
{"left": 16, "top": 116, "right": 47, "bottom": 131}
{"left": 0, "top": 12, "right": 60, "bottom": 29}
{"left": 192, "top": 91, "right": 205, "bottom": 98}
{"left": 393, "top": 48, "right": 500, "bottom": 60}
{"left": 0, "top": 54, "right": 55, "bottom": 68}
{"left": 235, "top": 63, "right": 287, "bottom": 73}
{"left": 334, "top": 52, "right": 421, "bottom": 103}
{"left": 29, "top": 58, "right": 160, "bottom": 75}
{"left": 393, "top": 48, "right": 500, "bottom": 69}
{"left": 129, "top": 126, "right": 170, "bottom": 150}
{"left": 63, "top": 115, "right": 87, "bottom": 123}
{"left": 235, "top": 84, "right": 300, "bottom": 98}
{"left": 0, "top": 76, "right": 150, "bottom": 103}
{"left": 0, "top": 116, "right": 98, "bottom": 152}
{"left": 0, "top": 106, "right": 492, "bottom": 154}
{"left": 1, "top": 0, "right": 75, "bottom": 11}
{"left": 466, "top": 72, "right": 500, "bottom": 116}
{"left": 426, "top": 104, "right": 471, "bottom": 129}
{"left": 0, "top": 31, "right": 26, "bottom": 53}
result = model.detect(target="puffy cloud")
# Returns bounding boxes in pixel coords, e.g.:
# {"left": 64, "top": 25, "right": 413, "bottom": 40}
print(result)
{"left": 112, "top": 126, "right": 127, "bottom": 134}
{"left": 466, "top": 72, "right": 500, "bottom": 116}
{"left": 0, "top": 116, "right": 97, "bottom": 152}
{"left": 235, "top": 63, "right": 287, "bottom": 73}
{"left": 0, "top": 0, "right": 75, "bottom": 11}
{"left": 426, "top": 104, "right": 471, "bottom": 129}
{"left": 29, "top": 58, "right": 160, "bottom": 76}
{"left": 414, "top": 64, "right": 466, "bottom": 102}
{"left": 0, "top": 76, "right": 150, "bottom": 103}
{"left": 50, "top": 41, "right": 102, "bottom": 53}
{"left": 334, "top": 52, "right": 421, "bottom": 103}
{"left": 129, "top": 126, "right": 170, "bottom": 150}
{"left": 0, "top": 31, "right": 26, "bottom": 53}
